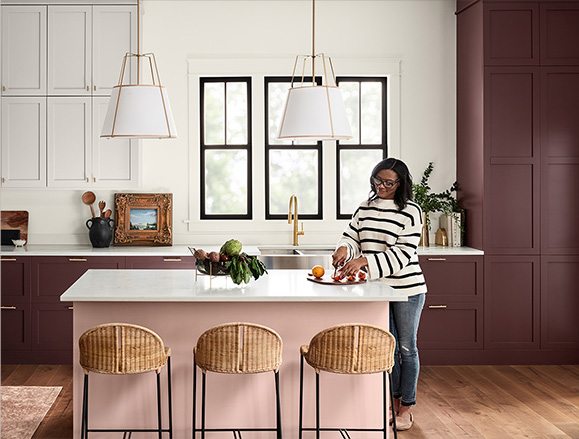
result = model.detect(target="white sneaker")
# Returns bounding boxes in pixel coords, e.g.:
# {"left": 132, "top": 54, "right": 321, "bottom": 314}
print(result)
{"left": 395, "top": 411, "right": 414, "bottom": 431}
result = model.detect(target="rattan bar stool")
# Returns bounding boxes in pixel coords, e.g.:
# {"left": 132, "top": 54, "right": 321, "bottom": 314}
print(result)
{"left": 192, "top": 322, "right": 283, "bottom": 439}
{"left": 79, "top": 323, "right": 173, "bottom": 439}
{"left": 299, "top": 324, "right": 398, "bottom": 439}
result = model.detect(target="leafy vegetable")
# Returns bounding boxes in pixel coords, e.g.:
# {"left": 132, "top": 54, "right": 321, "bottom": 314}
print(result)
{"left": 225, "top": 253, "right": 268, "bottom": 285}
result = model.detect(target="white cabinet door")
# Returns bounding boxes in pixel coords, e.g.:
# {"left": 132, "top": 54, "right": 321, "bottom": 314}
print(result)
{"left": 92, "top": 97, "right": 139, "bottom": 187}
{"left": 47, "top": 97, "right": 91, "bottom": 187}
{"left": 1, "top": 6, "right": 47, "bottom": 96}
{"left": 48, "top": 6, "right": 92, "bottom": 96}
{"left": 93, "top": 5, "right": 136, "bottom": 96}
{"left": 1, "top": 98, "right": 47, "bottom": 187}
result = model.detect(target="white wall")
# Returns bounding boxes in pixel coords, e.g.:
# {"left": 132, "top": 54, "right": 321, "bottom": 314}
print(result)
{"left": 0, "top": 0, "right": 456, "bottom": 246}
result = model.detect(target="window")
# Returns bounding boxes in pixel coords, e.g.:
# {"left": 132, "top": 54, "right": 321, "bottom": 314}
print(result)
{"left": 264, "top": 77, "right": 323, "bottom": 219}
{"left": 200, "top": 77, "right": 252, "bottom": 219}
{"left": 336, "top": 77, "right": 387, "bottom": 219}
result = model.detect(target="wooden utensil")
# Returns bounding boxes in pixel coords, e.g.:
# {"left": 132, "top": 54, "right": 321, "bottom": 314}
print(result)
{"left": 98, "top": 200, "right": 106, "bottom": 217}
{"left": 103, "top": 209, "right": 112, "bottom": 219}
{"left": 81, "top": 191, "right": 97, "bottom": 218}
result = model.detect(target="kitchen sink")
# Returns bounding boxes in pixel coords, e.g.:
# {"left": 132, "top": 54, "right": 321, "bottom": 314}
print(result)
{"left": 258, "top": 246, "right": 334, "bottom": 269}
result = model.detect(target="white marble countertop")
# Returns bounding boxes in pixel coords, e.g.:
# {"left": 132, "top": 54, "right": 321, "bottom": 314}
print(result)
{"left": 1, "top": 244, "right": 483, "bottom": 256}
{"left": 60, "top": 269, "right": 409, "bottom": 302}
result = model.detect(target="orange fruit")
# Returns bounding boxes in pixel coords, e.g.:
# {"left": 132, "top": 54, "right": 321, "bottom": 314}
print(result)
{"left": 311, "top": 265, "right": 325, "bottom": 278}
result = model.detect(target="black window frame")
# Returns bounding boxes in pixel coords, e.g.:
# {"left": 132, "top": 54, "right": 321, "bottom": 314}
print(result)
{"left": 200, "top": 77, "right": 253, "bottom": 220}
{"left": 335, "top": 76, "right": 388, "bottom": 220}
{"left": 264, "top": 76, "right": 323, "bottom": 220}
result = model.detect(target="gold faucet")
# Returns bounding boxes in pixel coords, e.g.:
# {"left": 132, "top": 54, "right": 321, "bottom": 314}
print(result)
{"left": 288, "top": 194, "right": 305, "bottom": 246}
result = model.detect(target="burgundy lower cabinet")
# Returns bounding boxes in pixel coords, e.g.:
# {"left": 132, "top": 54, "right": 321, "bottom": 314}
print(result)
{"left": 1, "top": 303, "right": 30, "bottom": 352}
{"left": 125, "top": 256, "right": 195, "bottom": 269}
{"left": 417, "top": 255, "right": 483, "bottom": 363}
{"left": 1, "top": 257, "right": 31, "bottom": 355}
{"left": 484, "top": 256, "right": 540, "bottom": 350}
{"left": 540, "top": 255, "right": 579, "bottom": 351}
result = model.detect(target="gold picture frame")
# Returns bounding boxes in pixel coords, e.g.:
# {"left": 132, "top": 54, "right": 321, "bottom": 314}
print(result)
{"left": 114, "top": 193, "right": 172, "bottom": 246}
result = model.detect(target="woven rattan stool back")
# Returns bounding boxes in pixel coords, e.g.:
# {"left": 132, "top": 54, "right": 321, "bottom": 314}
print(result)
{"left": 79, "top": 323, "right": 169, "bottom": 374}
{"left": 195, "top": 323, "right": 282, "bottom": 374}
{"left": 301, "top": 324, "right": 395, "bottom": 374}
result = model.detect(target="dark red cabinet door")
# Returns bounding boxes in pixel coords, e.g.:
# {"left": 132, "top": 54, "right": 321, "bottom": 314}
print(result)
{"left": 541, "top": 256, "right": 579, "bottom": 350}
{"left": 1, "top": 256, "right": 30, "bottom": 303}
{"left": 31, "top": 256, "right": 125, "bottom": 302}
{"left": 418, "top": 302, "right": 482, "bottom": 350}
{"left": 540, "top": 3, "right": 579, "bottom": 66}
{"left": 540, "top": 67, "right": 579, "bottom": 254}
{"left": 125, "top": 256, "right": 195, "bottom": 269}
{"left": 419, "top": 255, "right": 483, "bottom": 300}
{"left": 484, "top": 2, "right": 539, "bottom": 66}
{"left": 484, "top": 68, "right": 540, "bottom": 254}
{"left": 485, "top": 256, "right": 540, "bottom": 350}
{"left": 30, "top": 303, "right": 74, "bottom": 363}
{"left": 1, "top": 303, "right": 30, "bottom": 351}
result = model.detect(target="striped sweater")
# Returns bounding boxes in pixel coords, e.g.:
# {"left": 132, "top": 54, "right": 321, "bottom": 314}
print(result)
{"left": 337, "top": 198, "right": 427, "bottom": 296}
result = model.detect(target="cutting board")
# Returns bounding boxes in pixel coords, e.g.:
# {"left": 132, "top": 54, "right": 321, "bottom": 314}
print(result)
{"left": 1, "top": 211, "right": 29, "bottom": 243}
{"left": 306, "top": 273, "right": 367, "bottom": 285}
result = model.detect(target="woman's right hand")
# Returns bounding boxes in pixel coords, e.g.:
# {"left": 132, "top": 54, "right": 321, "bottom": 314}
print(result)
{"left": 332, "top": 246, "right": 348, "bottom": 268}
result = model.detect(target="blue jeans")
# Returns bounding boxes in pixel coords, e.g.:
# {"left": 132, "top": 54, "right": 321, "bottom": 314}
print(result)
{"left": 389, "top": 293, "right": 425, "bottom": 406}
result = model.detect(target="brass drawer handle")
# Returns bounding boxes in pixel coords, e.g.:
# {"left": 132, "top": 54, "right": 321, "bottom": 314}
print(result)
{"left": 1, "top": 306, "right": 17, "bottom": 310}
{"left": 68, "top": 306, "right": 74, "bottom": 310}
{"left": 427, "top": 258, "right": 447, "bottom": 261}
{"left": 68, "top": 258, "right": 87, "bottom": 262}
{"left": 1, "top": 258, "right": 17, "bottom": 261}
{"left": 163, "top": 258, "right": 182, "bottom": 262}
{"left": 428, "top": 305, "right": 448, "bottom": 309}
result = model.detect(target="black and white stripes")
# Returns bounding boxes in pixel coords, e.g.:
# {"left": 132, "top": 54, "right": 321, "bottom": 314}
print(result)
{"left": 337, "top": 198, "right": 427, "bottom": 296}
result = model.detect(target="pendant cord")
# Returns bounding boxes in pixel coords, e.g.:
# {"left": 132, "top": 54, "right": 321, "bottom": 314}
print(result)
{"left": 311, "top": 0, "right": 315, "bottom": 83}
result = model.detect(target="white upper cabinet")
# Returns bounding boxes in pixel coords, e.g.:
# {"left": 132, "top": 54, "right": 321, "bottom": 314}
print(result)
{"left": 1, "top": 98, "right": 47, "bottom": 187}
{"left": 48, "top": 6, "right": 92, "bottom": 96}
{"left": 1, "top": 6, "right": 47, "bottom": 96}
{"left": 47, "top": 97, "right": 91, "bottom": 187}
{"left": 93, "top": 6, "right": 136, "bottom": 96}
{"left": 92, "top": 97, "right": 139, "bottom": 187}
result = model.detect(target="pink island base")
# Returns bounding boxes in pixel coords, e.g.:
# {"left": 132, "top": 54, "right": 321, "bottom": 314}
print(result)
{"left": 73, "top": 301, "right": 394, "bottom": 438}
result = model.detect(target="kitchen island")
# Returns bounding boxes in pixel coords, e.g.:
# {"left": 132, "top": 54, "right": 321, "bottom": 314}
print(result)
{"left": 61, "top": 269, "right": 408, "bottom": 438}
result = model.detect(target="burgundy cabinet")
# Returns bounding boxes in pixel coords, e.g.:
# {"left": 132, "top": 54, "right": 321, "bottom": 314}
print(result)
{"left": 484, "top": 2, "right": 539, "bottom": 65}
{"left": 1, "top": 303, "right": 30, "bottom": 351}
{"left": 484, "top": 256, "right": 540, "bottom": 350}
{"left": 418, "top": 256, "right": 483, "bottom": 351}
{"left": 540, "top": 256, "right": 579, "bottom": 350}
{"left": 1, "top": 256, "right": 30, "bottom": 303}
{"left": 540, "top": 3, "right": 579, "bottom": 65}
{"left": 125, "top": 256, "right": 195, "bottom": 269}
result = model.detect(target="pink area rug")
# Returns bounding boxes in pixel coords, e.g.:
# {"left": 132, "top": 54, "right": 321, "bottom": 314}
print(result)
{"left": 1, "top": 386, "right": 62, "bottom": 439}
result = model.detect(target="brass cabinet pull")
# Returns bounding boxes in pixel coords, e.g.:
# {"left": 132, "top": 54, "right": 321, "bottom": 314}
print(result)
{"left": 93, "top": 85, "right": 96, "bottom": 91}
{"left": 68, "top": 306, "right": 74, "bottom": 310}
{"left": 2, "top": 85, "right": 5, "bottom": 92}
{"left": 428, "top": 305, "right": 448, "bottom": 309}
{"left": 1, "top": 177, "right": 5, "bottom": 183}
{"left": 427, "top": 258, "right": 447, "bottom": 261}
{"left": 68, "top": 258, "right": 87, "bottom": 262}
{"left": 1, "top": 306, "right": 17, "bottom": 310}
{"left": 1, "top": 258, "right": 17, "bottom": 261}
{"left": 163, "top": 258, "right": 182, "bottom": 262}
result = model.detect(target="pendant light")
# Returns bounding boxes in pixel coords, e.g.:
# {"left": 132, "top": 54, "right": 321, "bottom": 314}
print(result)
{"left": 277, "top": 0, "right": 351, "bottom": 141}
{"left": 101, "top": 0, "right": 177, "bottom": 139}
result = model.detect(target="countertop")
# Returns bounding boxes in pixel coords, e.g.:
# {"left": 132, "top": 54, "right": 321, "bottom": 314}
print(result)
{"left": 1, "top": 244, "right": 483, "bottom": 256}
{"left": 60, "top": 269, "right": 410, "bottom": 302}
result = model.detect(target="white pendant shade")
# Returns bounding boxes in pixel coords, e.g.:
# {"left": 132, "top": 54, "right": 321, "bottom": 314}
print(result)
{"left": 277, "top": 85, "right": 352, "bottom": 141}
{"left": 101, "top": 85, "right": 177, "bottom": 139}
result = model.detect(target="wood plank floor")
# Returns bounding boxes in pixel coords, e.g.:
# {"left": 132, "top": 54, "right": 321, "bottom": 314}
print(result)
{"left": 1, "top": 364, "right": 578, "bottom": 438}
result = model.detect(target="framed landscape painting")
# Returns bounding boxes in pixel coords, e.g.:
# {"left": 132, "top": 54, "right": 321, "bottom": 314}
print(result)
{"left": 114, "top": 193, "right": 173, "bottom": 246}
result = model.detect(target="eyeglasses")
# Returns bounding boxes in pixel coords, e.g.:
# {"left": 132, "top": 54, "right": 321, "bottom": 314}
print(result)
{"left": 372, "top": 177, "right": 400, "bottom": 189}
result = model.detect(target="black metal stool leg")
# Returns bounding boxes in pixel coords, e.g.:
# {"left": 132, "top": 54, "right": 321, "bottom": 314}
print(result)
{"left": 201, "top": 371, "right": 206, "bottom": 439}
{"left": 156, "top": 371, "right": 162, "bottom": 439}
{"left": 167, "top": 356, "right": 173, "bottom": 439}
{"left": 383, "top": 371, "right": 387, "bottom": 439}
{"left": 388, "top": 373, "right": 398, "bottom": 439}
{"left": 315, "top": 372, "right": 320, "bottom": 439}
{"left": 192, "top": 354, "right": 197, "bottom": 439}
{"left": 299, "top": 355, "right": 304, "bottom": 439}
{"left": 81, "top": 373, "right": 88, "bottom": 439}
{"left": 274, "top": 370, "right": 282, "bottom": 439}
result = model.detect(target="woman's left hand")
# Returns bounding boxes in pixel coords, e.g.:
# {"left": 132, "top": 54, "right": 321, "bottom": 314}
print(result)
{"left": 339, "top": 256, "right": 368, "bottom": 277}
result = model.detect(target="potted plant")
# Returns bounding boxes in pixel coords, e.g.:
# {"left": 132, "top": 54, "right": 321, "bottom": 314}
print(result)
{"left": 412, "top": 162, "right": 442, "bottom": 246}
{"left": 435, "top": 182, "right": 464, "bottom": 247}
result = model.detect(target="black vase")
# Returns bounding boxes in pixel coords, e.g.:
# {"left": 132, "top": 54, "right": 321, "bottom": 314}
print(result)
{"left": 86, "top": 217, "right": 114, "bottom": 248}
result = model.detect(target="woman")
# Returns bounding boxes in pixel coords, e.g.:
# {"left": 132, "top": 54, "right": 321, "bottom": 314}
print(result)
{"left": 332, "top": 157, "right": 426, "bottom": 431}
